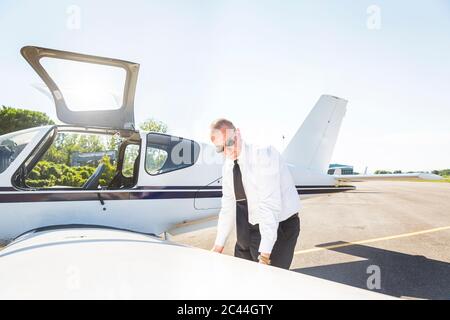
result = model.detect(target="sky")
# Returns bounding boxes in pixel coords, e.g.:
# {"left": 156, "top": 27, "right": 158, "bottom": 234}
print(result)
{"left": 0, "top": 0, "right": 449, "bottom": 172}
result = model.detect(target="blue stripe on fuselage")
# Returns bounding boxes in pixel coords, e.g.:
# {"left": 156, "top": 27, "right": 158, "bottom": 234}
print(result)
{"left": 0, "top": 185, "right": 355, "bottom": 203}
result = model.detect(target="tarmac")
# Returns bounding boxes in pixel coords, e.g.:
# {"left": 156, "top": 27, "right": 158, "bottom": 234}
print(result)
{"left": 0, "top": 180, "right": 447, "bottom": 299}
{"left": 173, "top": 181, "right": 450, "bottom": 300}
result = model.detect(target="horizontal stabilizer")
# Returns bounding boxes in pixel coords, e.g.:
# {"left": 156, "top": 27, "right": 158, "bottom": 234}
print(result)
{"left": 334, "top": 173, "right": 443, "bottom": 182}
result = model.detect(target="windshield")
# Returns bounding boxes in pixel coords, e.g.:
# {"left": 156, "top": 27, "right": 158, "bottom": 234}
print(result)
{"left": 0, "top": 128, "right": 42, "bottom": 174}
{"left": 40, "top": 57, "right": 127, "bottom": 112}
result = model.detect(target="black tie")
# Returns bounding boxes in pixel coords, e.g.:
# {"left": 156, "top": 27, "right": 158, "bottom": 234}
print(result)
{"left": 233, "top": 159, "right": 247, "bottom": 201}
{"left": 234, "top": 159, "right": 250, "bottom": 250}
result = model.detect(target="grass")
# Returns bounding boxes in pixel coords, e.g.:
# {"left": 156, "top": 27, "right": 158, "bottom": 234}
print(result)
{"left": 423, "top": 176, "right": 450, "bottom": 183}
{"left": 405, "top": 175, "right": 449, "bottom": 183}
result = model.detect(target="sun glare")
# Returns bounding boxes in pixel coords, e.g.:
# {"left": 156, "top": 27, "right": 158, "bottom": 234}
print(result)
{"left": 40, "top": 57, "right": 126, "bottom": 112}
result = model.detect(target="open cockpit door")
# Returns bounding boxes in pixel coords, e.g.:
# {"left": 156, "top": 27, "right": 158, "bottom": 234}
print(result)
{"left": 21, "top": 46, "right": 139, "bottom": 130}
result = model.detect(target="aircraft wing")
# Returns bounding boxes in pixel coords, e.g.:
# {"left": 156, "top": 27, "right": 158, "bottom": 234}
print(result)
{"left": 0, "top": 227, "right": 395, "bottom": 299}
{"left": 334, "top": 173, "right": 443, "bottom": 182}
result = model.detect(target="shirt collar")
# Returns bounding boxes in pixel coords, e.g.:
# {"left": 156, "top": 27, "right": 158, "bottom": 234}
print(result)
{"left": 225, "top": 140, "right": 247, "bottom": 166}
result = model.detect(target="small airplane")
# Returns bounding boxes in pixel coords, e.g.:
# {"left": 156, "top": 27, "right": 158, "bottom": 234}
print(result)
{"left": 0, "top": 46, "right": 439, "bottom": 299}
{"left": 0, "top": 46, "right": 442, "bottom": 246}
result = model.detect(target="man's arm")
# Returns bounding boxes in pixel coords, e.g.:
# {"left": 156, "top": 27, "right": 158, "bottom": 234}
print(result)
{"left": 213, "top": 166, "right": 235, "bottom": 252}
{"left": 256, "top": 146, "right": 282, "bottom": 257}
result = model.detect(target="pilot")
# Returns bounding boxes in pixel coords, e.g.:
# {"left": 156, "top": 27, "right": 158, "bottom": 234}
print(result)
{"left": 210, "top": 118, "right": 301, "bottom": 269}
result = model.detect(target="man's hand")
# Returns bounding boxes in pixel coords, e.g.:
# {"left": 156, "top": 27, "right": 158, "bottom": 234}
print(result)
{"left": 258, "top": 253, "right": 271, "bottom": 265}
{"left": 211, "top": 245, "right": 224, "bottom": 253}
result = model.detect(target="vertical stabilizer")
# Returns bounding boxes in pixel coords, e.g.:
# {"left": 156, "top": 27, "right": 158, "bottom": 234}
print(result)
{"left": 282, "top": 95, "right": 347, "bottom": 174}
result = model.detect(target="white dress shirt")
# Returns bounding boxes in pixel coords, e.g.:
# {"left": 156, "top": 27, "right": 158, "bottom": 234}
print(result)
{"left": 214, "top": 141, "right": 301, "bottom": 254}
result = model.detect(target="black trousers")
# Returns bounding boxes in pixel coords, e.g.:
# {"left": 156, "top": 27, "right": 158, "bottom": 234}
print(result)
{"left": 234, "top": 201, "right": 300, "bottom": 270}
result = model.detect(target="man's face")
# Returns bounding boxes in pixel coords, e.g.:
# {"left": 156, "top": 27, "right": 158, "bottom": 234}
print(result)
{"left": 210, "top": 127, "right": 237, "bottom": 159}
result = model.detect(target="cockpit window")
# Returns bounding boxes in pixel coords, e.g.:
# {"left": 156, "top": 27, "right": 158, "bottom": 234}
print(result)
{"left": 146, "top": 147, "right": 169, "bottom": 174}
{"left": 0, "top": 128, "right": 41, "bottom": 174}
{"left": 24, "top": 131, "right": 121, "bottom": 189}
{"left": 122, "top": 144, "right": 140, "bottom": 178}
{"left": 145, "top": 133, "right": 200, "bottom": 176}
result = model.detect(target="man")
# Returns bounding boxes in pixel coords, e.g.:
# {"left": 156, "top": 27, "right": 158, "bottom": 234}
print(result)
{"left": 210, "top": 118, "right": 301, "bottom": 269}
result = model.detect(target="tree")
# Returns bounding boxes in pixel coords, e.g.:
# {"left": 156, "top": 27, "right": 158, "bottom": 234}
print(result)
{"left": 0, "top": 106, "right": 55, "bottom": 135}
{"left": 432, "top": 169, "right": 450, "bottom": 177}
{"left": 374, "top": 170, "right": 392, "bottom": 174}
{"left": 139, "top": 118, "right": 168, "bottom": 133}
{"left": 42, "top": 132, "right": 108, "bottom": 166}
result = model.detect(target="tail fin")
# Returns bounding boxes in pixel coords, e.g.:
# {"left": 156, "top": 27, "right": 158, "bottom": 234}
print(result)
{"left": 282, "top": 95, "right": 347, "bottom": 174}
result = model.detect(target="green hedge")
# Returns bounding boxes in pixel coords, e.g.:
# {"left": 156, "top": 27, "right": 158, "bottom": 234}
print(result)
{"left": 26, "top": 156, "right": 116, "bottom": 188}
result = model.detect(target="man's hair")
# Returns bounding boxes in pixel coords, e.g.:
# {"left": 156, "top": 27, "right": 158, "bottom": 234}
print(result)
{"left": 210, "top": 118, "right": 236, "bottom": 131}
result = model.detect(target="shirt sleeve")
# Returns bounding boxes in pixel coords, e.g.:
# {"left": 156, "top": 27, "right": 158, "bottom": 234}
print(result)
{"left": 256, "top": 146, "right": 282, "bottom": 254}
{"left": 214, "top": 165, "right": 236, "bottom": 247}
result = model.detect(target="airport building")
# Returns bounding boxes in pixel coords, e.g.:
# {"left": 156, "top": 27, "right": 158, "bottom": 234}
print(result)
{"left": 328, "top": 163, "right": 354, "bottom": 175}
{"left": 71, "top": 150, "right": 117, "bottom": 167}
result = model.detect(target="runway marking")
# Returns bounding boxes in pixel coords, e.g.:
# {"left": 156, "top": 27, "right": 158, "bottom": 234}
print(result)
{"left": 294, "top": 225, "right": 450, "bottom": 255}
